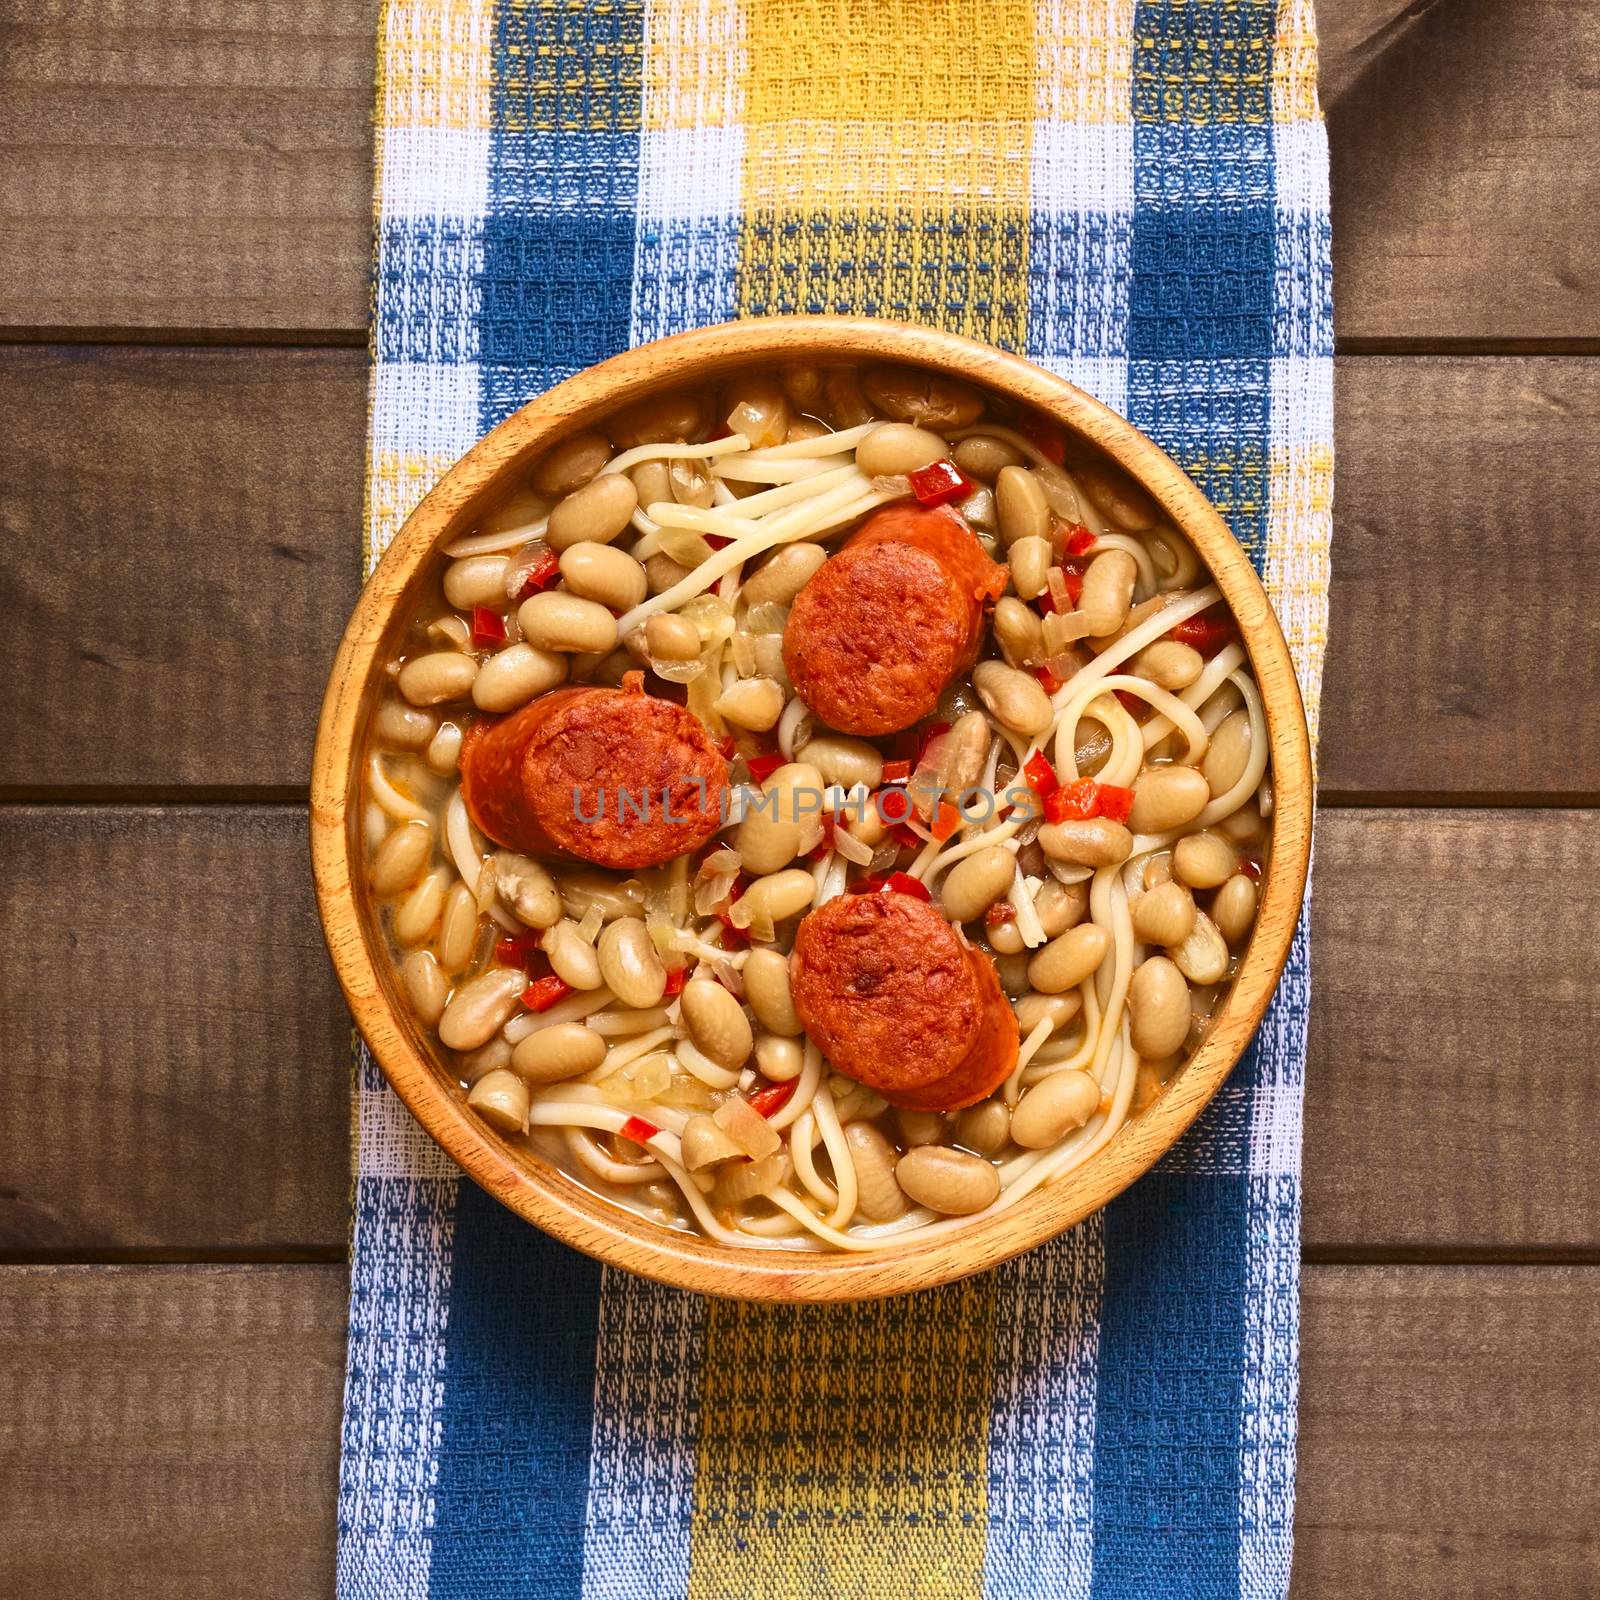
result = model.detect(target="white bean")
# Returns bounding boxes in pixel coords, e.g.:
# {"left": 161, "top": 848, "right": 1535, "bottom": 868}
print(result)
{"left": 444, "top": 554, "right": 512, "bottom": 609}
{"left": 371, "top": 821, "right": 431, "bottom": 896}
{"left": 845, "top": 1122, "right": 907, "bottom": 1220}
{"left": 1129, "top": 880, "right": 1196, "bottom": 947}
{"left": 398, "top": 651, "right": 478, "bottom": 706}
{"left": 1212, "top": 874, "right": 1259, "bottom": 945}
{"left": 1014, "top": 990, "right": 1082, "bottom": 1035}
{"left": 995, "top": 465, "right": 1051, "bottom": 547}
{"left": 1128, "top": 956, "right": 1190, "bottom": 1057}
{"left": 493, "top": 852, "right": 563, "bottom": 929}
{"left": 546, "top": 473, "right": 638, "bottom": 550}
{"left": 531, "top": 430, "right": 611, "bottom": 497}
{"left": 559, "top": 542, "right": 647, "bottom": 611}
{"left": 941, "top": 844, "right": 1016, "bottom": 923}
{"left": 643, "top": 612, "right": 701, "bottom": 661}
{"left": 1038, "top": 817, "right": 1133, "bottom": 867}
{"left": 854, "top": 422, "right": 947, "bottom": 478}
{"left": 1170, "top": 909, "right": 1229, "bottom": 985}
{"left": 394, "top": 870, "right": 447, "bottom": 946}
{"left": 1011, "top": 1070, "right": 1099, "bottom": 1147}
{"left": 743, "top": 948, "right": 801, "bottom": 1037}
{"left": 438, "top": 882, "right": 478, "bottom": 972}
{"left": 1172, "top": 830, "right": 1238, "bottom": 889}
{"left": 681, "top": 979, "right": 754, "bottom": 1069}
{"left": 472, "top": 642, "right": 568, "bottom": 711}
{"left": 754, "top": 1033, "right": 803, "bottom": 1082}
{"left": 895, "top": 1146, "right": 999, "bottom": 1215}
{"left": 596, "top": 917, "right": 667, "bottom": 1008}
{"left": 1203, "top": 709, "right": 1253, "bottom": 798}
{"left": 511, "top": 1022, "right": 606, "bottom": 1083}
{"left": 1078, "top": 549, "right": 1137, "bottom": 637}
{"left": 973, "top": 660, "right": 1053, "bottom": 737}
{"left": 373, "top": 699, "right": 437, "bottom": 751}
{"left": 466, "top": 1067, "right": 530, "bottom": 1134}
{"left": 1009, "top": 535, "right": 1052, "bottom": 600}
{"left": 798, "top": 735, "right": 883, "bottom": 790}
{"left": 739, "top": 868, "right": 817, "bottom": 926}
{"left": 544, "top": 919, "right": 604, "bottom": 990}
{"left": 735, "top": 761, "right": 824, "bottom": 874}
{"left": 955, "top": 1099, "right": 1012, "bottom": 1157}
{"left": 742, "top": 543, "right": 827, "bottom": 607}
{"left": 439, "top": 967, "right": 528, "bottom": 1051}
{"left": 1128, "top": 766, "right": 1211, "bottom": 833}
{"left": 517, "top": 591, "right": 618, "bottom": 654}
{"left": 715, "top": 677, "right": 785, "bottom": 731}
{"left": 401, "top": 949, "right": 448, "bottom": 1024}
{"left": 1027, "top": 923, "right": 1111, "bottom": 994}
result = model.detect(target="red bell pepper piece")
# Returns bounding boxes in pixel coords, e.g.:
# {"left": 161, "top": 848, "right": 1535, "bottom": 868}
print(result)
{"left": 1023, "top": 750, "right": 1059, "bottom": 800}
{"left": 471, "top": 606, "right": 507, "bottom": 647}
{"left": 848, "top": 874, "right": 888, "bottom": 894}
{"left": 1043, "top": 776, "right": 1101, "bottom": 824}
{"left": 514, "top": 549, "right": 561, "bottom": 599}
{"left": 930, "top": 797, "right": 963, "bottom": 843}
{"left": 984, "top": 901, "right": 1017, "bottom": 927}
{"left": 885, "top": 870, "right": 931, "bottom": 901}
{"left": 522, "top": 974, "right": 574, "bottom": 1012}
{"left": 620, "top": 1115, "right": 661, "bottom": 1145}
{"left": 704, "top": 533, "right": 734, "bottom": 551}
{"left": 1115, "top": 689, "right": 1145, "bottom": 715}
{"left": 807, "top": 811, "right": 839, "bottom": 862}
{"left": 663, "top": 966, "right": 688, "bottom": 997}
{"left": 879, "top": 759, "right": 912, "bottom": 784}
{"left": 1062, "top": 524, "right": 1096, "bottom": 556}
{"left": 1035, "top": 663, "right": 1068, "bottom": 695}
{"left": 907, "top": 459, "right": 976, "bottom": 508}
{"left": 1170, "top": 604, "right": 1238, "bottom": 658}
{"left": 745, "top": 752, "right": 786, "bottom": 784}
{"left": 747, "top": 1081, "right": 797, "bottom": 1118}
{"left": 1021, "top": 413, "right": 1067, "bottom": 466}
{"left": 911, "top": 720, "right": 951, "bottom": 769}
{"left": 874, "top": 785, "right": 912, "bottom": 824}
{"left": 715, "top": 911, "right": 751, "bottom": 949}
{"left": 1095, "top": 783, "right": 1135, "bottom": 824}
{"left": 494, "top": 931, "right": 544, "bottom": 970}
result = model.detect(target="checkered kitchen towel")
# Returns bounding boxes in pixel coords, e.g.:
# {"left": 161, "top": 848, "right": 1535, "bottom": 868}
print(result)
{"left": 343, "top": 2, "right": 1333, "bottom": 1595}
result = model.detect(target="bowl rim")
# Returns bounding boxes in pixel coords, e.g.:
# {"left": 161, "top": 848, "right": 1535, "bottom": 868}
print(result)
{"left": 310, "top": 315, "right": 1313, "bottom": 1302}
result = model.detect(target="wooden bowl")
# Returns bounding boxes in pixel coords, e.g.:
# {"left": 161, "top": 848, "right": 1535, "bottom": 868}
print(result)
{"left": 311, "top": 316, "right": 1312, "bottom": 1301}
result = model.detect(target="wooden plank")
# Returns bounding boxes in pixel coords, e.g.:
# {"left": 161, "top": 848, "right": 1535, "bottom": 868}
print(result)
{"left": 1302, "top": 808, "right": 1600, "bottom": 1253}
{"left": 3, "top": 804, "right": 1595, "bottom": 1254}
{"left": 0, "top": 0, "right": 376, "bottom": 335}
{"left": 1, "top": 2, "right": 1593, "bottom": 342}
{"left": 0, "top": 806, "right": 350, "bottom": 1251}
{"left": 1328, "top": 0, "right": 1600, "bottom": 343}
{"left": 7, "top": 346, "right": 1597, "bottom": 798}
{"left": 1319, "top": 354, "right": 1600, "bottom": 800}
{"left": 0, "top": 344, "right": 365, "bottom": 794}
{"left": 0, "top": 1264, "right": 345, "bottom": 1600}
{"left": 1293, "top": 1265, "right": 1600, "bottom": 1595}
{"left": 2, "top": 1261, "right": 1594, "bottom": 1597}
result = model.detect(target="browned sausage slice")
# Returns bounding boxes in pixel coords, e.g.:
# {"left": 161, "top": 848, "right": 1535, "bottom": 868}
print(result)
{"left": 782, "top": 503, "right": 1006, "bottom": 736}
{"left": 789, "top": 891, "right": 1019, "bottom": 1110}
{"left": 460, "top": 674, "right": 728, "bottom": 869}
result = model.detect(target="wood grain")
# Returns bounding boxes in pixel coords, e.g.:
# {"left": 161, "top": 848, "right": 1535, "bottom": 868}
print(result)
{"left": 1319, "top": 355, "right": 1600, "bottom": 800}
{"left": 0, "top": 1264, "right": 346, "bottom": 1600}
{"left": 0, "top": 344, "right": 365, "bottom": 794}
{"left": 1303, "top": 808, "right": 1600, "bottom": 1253}
{"left": 1329, "top": 0, "right": 1600, "bottom": 344}
{"left": 1293, "top": 1264, "right": 1600, "bottom": 1596}
{"left": 0, "top": 0, "right": 376, "bottom": 335}
{"left": 4, "top": 804, "right": 1594, "bottom": 1255}
{"left": 8, "top": 347, "right": 1594, "bottom": 799}
{"left": 3, "top": 1260, "right": 1593, "bottom": 1597}
{"left": 0, "top": 806, "right": 350, "bottom": 1251}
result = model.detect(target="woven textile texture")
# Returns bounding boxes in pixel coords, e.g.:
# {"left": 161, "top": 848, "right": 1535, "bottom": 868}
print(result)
{"left": 344, "top": 2, "right": 1333, "bottom": 1596}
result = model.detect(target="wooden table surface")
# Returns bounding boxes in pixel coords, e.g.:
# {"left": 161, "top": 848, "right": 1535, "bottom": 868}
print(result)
{"left": 3, "top": 2, "right": 1597, "bottom": 1594}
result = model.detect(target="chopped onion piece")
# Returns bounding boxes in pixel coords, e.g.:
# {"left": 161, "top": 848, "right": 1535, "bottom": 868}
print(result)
{"left": 1046, "top": 566, "right": 1070, "bottom": 612}
{"left": 1048, "top": 860, "right": 1096, "bottom": 885}
{"left": 1043, "top": 610, "right": 1095, "bottom": 649}
{"left": 650, "top": 654, "right": 706, "bottom": 683}
{"left": 1012, "top": 867, "right": 1048, "bottom": 949}
{"left": 745, "top": 601, "right": 790, "bottom": 635}
{"left": 714, "top": 1097, "right": 782, "bottom": 1160}
{"left": 693, "top": 869, "right": 740, "bottom": 918}
{"left": 777, "top": 695, "right": 813, "bottom": 761}
{"left": 731, "top": 627, "right": 757, "bottom": 677}
{"left": 658, "top": 526, "right": 715, "bottom": 568}
{"left": 711, "top": 957, "right": 746, "bottom": 998}
{"left": 831, "top": 826, "right": 875, "bottom": 867}
{"left": 428, "top": 614, "right": 471, "bottom": 650}
{"left": 575, "top": 904, "right": 604, "bottom": 944}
